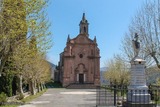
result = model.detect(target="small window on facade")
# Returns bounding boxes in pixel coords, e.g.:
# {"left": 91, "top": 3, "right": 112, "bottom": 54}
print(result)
{"left": 84, "top": 27, "right": 86, "bottom": 33}
{"left": 79, "top": 54, "right": 83, "bottom": 58}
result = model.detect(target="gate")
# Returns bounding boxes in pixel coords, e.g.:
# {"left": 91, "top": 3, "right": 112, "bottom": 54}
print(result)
{"left": 96, "top": 85, "right": 160, "bottom": 107}
{"left": 96, "top": 86, "right": 118, "bottom": 106}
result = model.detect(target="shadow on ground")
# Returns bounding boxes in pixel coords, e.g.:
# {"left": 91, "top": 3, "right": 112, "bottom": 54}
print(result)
{"left": 45, "top": 81, "right": 62, "bottom": 88}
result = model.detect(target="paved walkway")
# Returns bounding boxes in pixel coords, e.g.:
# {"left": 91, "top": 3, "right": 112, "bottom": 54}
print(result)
{"left": 19, "top": 88, "right": 97, "bottom": 107}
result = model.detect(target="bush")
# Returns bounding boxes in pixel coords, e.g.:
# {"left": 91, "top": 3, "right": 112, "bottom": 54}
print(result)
{"left": 0, "top": 92, "right": 7, "bottom": 105}
{"left": 16, "top": 93, "right": 24, "bottom": 100}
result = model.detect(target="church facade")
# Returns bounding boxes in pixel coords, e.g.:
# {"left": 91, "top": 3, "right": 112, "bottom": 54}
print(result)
{"left": 58, "top": 13, "right": 100, "bottom": 87}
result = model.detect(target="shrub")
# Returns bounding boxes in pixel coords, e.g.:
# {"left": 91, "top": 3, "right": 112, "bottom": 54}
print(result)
{"left": 0, "top": 92, "right": 7, "bottom": 105}
{"left": 16, "top": 93, "right": 24, "bottom": 100}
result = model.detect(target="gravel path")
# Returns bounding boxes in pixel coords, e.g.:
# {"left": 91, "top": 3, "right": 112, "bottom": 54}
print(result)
{"left": 19, "top": 88, "right": 97, "bottom": 107}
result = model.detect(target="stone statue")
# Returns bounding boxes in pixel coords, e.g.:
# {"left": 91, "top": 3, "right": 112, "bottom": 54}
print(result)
{"left": 132, "top": 33, "right": 140, "bottom": 57}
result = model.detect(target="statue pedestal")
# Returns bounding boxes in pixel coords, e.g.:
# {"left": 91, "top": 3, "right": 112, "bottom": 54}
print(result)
{"left": 127, "top": 57, "right": 150, "bottom": 103}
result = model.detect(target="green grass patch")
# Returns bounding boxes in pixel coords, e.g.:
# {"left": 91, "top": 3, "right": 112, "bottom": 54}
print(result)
{"left": 0, "top": 89, "right": 47, "bottom": 107}
{"left": 21, "top": 89, "right": 47, "bottom": 103}
{"left": 157, "top": 100, "right": 160, "bottom": 104}
{"left": 0, "top": 105, "right": 17, "bottom": 107}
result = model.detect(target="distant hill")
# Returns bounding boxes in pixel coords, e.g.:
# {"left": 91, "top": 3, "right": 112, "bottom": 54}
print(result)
{"left": 46, "top": 61, "right": 57, "bottom": 80}
{"left": 100, "top": 67, "right": 109, "bottom": 85}
{"left": 100, "top": 67, "right": 108, "bottom": 72}
{"left": 47, "top": 61, "right": 56, "bottom": 69}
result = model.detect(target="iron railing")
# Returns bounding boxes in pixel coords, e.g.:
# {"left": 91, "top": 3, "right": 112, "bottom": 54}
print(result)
{"left": 96, "top": 85, "right": 160, "bottom": 107}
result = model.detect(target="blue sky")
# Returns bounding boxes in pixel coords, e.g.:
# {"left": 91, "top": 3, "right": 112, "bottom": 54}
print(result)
{"left": 46, "top": 0, "right": 145, "bottom": 67}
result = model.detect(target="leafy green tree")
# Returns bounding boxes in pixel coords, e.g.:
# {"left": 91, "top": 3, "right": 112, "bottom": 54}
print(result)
{"left": 0, "top": 0, "right": 52, "bottom": 96}
{"left": 104, "top": 55, "right": 130, "bottom": 87}
{"left": 0, "top": 0, "right": 27, "bottom": 73}
{"left": 156, "top": 78, "right": 160, "bottom": 86}
{"left": 0, "top": 0, "right": 27, "bottom": 96}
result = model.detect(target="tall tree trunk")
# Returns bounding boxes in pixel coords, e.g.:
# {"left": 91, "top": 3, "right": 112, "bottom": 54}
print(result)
{"left": 29, "top": 80, "right": 36, "bottom": 95}
{"left": 18, "top": 75, "right": 23, "bottom": 94}
{"left": 37, "top": 82, "right": 41, "bottom": 92}
{"left": 40, "top": 83, "right": 43, "bottom": 91}
{"left": 41, "top": 83, "right": 45, "bottom": 90}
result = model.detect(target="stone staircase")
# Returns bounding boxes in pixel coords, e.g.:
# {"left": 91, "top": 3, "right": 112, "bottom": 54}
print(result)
{"left": 66, "top": 83, "right": 97, "bottom": 89}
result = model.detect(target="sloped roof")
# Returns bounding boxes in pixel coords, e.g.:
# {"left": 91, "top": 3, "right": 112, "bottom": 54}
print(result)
{"left": 68, "top": 34, "right": 95, "bottom": 44}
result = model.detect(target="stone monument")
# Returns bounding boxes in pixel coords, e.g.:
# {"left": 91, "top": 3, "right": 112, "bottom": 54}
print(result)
{"left": 127, "top": 33, "right": 151, "bottom": 103}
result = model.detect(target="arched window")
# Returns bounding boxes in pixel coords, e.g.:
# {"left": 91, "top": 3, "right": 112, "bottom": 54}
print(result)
{"left": 84, "top": 27, "right": 86, "bottom": 33}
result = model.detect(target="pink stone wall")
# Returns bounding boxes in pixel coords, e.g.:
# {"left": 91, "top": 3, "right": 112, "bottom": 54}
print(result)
{"left": 60, "top": 34, "right": 100, "bottom": 87}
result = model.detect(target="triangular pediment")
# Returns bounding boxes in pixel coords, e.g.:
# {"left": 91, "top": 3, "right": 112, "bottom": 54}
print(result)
{"left": 70, "top": 34, "right": 94, "bottom": 44}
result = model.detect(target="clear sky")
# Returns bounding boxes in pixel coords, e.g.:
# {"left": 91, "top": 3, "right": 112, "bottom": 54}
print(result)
{"left": 46, "top": 0, "right": 145, "bottom": 67}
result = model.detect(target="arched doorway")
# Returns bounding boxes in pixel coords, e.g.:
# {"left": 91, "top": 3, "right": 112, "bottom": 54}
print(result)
{"left": 75, "top": 63, "right": 87, "bottom": 84}
{"left": 79, "top": 74, "right": 84, "bottom": 84}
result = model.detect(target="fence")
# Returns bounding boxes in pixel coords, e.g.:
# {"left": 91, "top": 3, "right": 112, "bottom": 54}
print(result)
{"left": 96, "top": 85, "right": 160, "bottom": 107}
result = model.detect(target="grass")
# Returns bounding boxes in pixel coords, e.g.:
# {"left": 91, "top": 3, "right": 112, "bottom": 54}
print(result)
{"left": 0, "top": 89, "right": 47, "bottom": 107}
{"left": 0, "top": 105, "right": 17, "bottom": 107}
{"left": 21, "top": 89, "right": 47, "bottom": 103}
{"left": 157, "top": 100, "right": 160, "bottom": 104}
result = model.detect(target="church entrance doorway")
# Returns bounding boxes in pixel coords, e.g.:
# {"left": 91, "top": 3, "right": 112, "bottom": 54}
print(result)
{"left": 79, "top": 74, "right": 84, "bottom": 84}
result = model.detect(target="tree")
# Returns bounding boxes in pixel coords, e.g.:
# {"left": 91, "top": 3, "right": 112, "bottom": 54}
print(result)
{"left": 156, "top": 78, "right": 160, "bottom": 85}
{"left": 0, "top": 0, "right": 52, "bottom": 96}
{"left": 104, "top": 55, "right": 130, "bottom": 87}
{"left": 121, "top": 0, "right": 160, "bottom": 68}
{"left": 0, "top": 0, "right": 27, "bottom": 96}
{"left": 21, "top": 36, "right": 51, "bottom": 95}
{"left": 0, "top": 0, "right": 27, "bottom": 73}
{"left": 0, "top": 0, "right": 52, "bottom": 73}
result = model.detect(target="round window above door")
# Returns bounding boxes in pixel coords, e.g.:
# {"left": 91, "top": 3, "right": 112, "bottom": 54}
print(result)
{"left": 79, "top": 54, "right": 83, "bottom": 58}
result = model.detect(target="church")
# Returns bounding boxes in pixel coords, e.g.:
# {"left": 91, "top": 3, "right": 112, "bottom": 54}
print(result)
{"left": 58, "top": 13, "right": 100, "bottom": 88}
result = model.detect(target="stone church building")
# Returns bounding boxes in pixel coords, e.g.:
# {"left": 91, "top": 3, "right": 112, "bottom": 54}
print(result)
{"left": 58, "top": 13, "right": 100, "bottom": 87}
